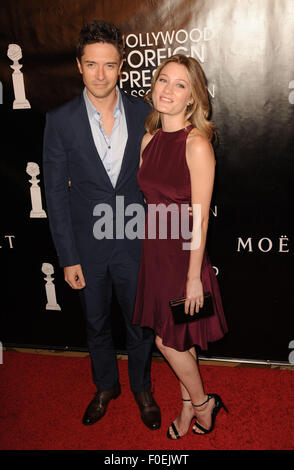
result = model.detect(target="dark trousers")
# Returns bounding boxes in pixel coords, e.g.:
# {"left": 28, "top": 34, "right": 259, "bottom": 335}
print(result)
{"left": 80, "top": 246, "right": 154, "bottom": 393}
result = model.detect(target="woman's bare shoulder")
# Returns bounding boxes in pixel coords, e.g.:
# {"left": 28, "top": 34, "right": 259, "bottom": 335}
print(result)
{"left": 187, "top": 128, "right": 211, "bottom": 150}
{"left": 141, "top": 130, "right": 158, "bottom": 152}
{"left": 142, "top": 132, "right": 153, "bottom": 146}
{"left": 186, "top": 128, "right": 215, "bottom": 166}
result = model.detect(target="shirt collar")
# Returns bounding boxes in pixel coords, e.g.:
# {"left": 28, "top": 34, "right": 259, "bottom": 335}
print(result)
{"left": 83, "top": 86, "right": 123, "bottom": 120}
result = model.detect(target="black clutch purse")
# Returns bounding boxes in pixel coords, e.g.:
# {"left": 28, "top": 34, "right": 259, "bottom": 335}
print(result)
{"left": 169, "top": 292, "right": 214, "bottom": 324}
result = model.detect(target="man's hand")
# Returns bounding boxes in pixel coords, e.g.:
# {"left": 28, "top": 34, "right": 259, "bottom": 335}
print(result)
{"left": 64, "top": 264, "right": 86, "bottom": 290}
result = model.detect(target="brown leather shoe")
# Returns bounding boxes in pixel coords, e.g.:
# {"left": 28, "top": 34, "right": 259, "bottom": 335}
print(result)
{"left": 82, "top": 384, "right": 121, "bottom": 425}
{"left": 134, "top": 390, "right": 161, "bottom": 430}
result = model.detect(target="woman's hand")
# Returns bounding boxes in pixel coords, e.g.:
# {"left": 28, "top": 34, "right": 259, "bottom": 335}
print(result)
{"left": 185, "top": 277, "right": 204, "bottom": 315}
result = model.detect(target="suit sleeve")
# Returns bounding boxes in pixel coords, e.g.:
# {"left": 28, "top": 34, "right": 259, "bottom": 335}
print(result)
{"left": 43, "top": 112, "right": 80, "bottom": 267}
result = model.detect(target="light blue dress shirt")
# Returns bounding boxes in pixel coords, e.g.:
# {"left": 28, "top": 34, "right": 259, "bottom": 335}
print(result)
{"left": 83, "top": 86, "right": 128, "bottom": 187}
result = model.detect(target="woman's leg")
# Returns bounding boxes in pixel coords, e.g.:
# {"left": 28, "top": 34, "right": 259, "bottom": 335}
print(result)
{"left": 178, "top": 346, "right": 199, "bottom": 399}
{"left": 155, "top": 336, "right": 215, "bottom": 437}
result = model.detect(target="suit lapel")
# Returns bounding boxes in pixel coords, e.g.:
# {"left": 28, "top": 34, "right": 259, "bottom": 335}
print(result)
{"left": 116, "top": 92, "right": 140, "bottom": 189}
{"left": 115, "top": 91, "right": 140, "bottom": 189}
{"left": 69, "top": 91, "right": 142, "bottom": 191}
{"left": 69, "top": 94, "right": 114, "bottom": 190}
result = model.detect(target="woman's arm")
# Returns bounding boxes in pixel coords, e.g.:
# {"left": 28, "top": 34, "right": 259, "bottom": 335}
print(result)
{"left": 185, "top": 130, "right": 216, "bottom": 315}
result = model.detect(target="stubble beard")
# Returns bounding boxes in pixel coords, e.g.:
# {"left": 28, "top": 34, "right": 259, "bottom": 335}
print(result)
{"left": 89, "top": 82, "right": 117, "bottom": 101}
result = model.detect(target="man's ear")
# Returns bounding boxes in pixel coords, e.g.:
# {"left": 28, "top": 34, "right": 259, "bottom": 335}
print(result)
{"left": 118, "top": 59, "right": 125, "bottom": 77}
{"left": 76, "top": 57, "right": 82, "bottom": 74}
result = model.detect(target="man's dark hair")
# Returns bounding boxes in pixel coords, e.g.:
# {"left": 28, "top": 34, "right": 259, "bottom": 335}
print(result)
{"left": 76, "top": 19, "right": 124, "bottom": 61}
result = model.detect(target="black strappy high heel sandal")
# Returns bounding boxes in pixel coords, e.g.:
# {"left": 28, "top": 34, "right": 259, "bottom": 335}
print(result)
{"left": 192, "top": 394, "right": 228, "bottom": 435}
{"left": 167, "top": 398, "right": 194, "bottom": 440}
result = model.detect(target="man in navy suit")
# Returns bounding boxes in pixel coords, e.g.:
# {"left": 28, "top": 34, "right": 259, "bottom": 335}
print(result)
{"left": 43, "top": 20, "right": 160, "bottom": 430}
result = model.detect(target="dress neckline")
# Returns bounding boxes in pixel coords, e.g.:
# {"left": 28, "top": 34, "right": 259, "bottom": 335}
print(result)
{"left": 160, "top": 124, "right": 193, "bottom": 135}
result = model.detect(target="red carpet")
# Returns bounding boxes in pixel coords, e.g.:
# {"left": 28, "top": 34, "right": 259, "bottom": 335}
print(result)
{"left": 0, "top": 351, "right": 294, "bottom": 451}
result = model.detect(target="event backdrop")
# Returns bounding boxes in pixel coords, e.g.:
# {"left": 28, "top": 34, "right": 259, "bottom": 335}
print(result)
{"left": 0, "top": 0, "right": 293, "bottom": 363}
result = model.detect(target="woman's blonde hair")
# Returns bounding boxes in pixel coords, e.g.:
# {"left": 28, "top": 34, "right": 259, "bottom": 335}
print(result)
{"left": 145, "top": 54, "right": 216, "bottom": 142}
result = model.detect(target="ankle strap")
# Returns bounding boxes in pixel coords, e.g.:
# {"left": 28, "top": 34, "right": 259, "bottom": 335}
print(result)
{"left": 182, "top": 398, "right": 191, "bottom": 402}
{"left": 192, "top": 394, "right": 211, "bottom": 407}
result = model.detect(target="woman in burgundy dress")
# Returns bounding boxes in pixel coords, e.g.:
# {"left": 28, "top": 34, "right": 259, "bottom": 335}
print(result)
{"left": 133, "top": 54, "right": 228, "bottom": 439}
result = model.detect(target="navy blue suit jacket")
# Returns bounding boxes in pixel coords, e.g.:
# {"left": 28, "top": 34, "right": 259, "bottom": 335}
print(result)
{"left": 43, "top": 90, "right": 150, "bottom": 268}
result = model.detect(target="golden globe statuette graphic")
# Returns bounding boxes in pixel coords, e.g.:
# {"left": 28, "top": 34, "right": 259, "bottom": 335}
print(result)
{"left": 289, "top": 340, "right": 294, "bottom": 364}
{"left": 41, "top": 263, "right": 61, "bottom": 311}
{"left": 26, "top": 162, "right": 47, "bottom": 218}
{"left": 7, "top": 44, "right": 31, "bottom": 109}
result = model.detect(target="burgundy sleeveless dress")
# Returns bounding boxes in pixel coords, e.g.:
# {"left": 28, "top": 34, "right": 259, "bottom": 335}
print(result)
{"left": 133, "top": 126, "right": 228, "bottom": 351}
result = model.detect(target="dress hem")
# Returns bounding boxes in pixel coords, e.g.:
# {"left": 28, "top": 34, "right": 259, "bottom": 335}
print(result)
{"left": 133, "top": 321, "right": 227, "bottom": 352}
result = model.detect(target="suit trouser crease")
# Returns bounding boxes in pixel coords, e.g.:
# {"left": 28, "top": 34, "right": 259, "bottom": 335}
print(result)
{"left": 80, "top": 247, "right": 154, "bottom": 393}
